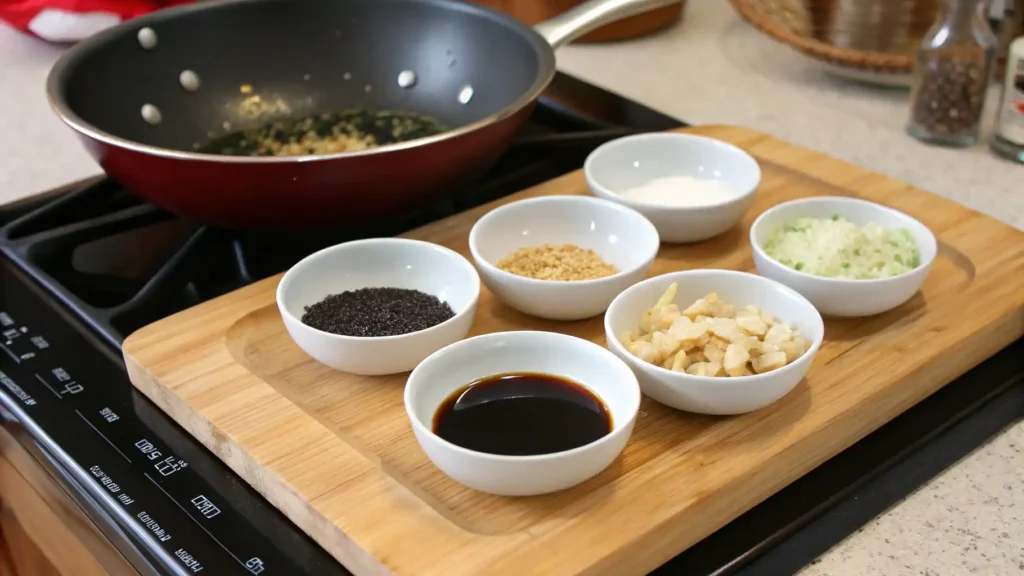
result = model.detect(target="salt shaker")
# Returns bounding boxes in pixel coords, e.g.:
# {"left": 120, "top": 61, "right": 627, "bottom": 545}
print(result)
{"left": 907, "top": 0, "right": 998, "bottom": 147}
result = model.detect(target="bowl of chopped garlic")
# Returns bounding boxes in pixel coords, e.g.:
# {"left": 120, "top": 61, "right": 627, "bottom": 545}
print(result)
{"left": 750, "top": 196, "right": 936, "bottom": 317}
{"left": 469, "top": 195, "right": 660, "bottom": 320}
{"left": 604, "top": 270, "right": 823, "bottom": 415}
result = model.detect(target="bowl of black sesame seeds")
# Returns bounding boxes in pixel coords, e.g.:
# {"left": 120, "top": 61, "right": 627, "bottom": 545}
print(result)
{"left": 276, "top": 238, "right": 480, "bottom": 375}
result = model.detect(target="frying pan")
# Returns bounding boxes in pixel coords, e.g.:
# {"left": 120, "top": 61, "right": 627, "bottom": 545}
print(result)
{"left": 47, "top": 0, "right": 676, "bottom": 229}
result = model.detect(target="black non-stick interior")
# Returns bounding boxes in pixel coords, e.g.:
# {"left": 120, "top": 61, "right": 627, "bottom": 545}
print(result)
{"left": 58, "top": 0, "right": 553, "bottom": 152}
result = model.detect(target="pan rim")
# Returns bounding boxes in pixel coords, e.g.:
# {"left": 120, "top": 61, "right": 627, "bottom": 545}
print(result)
{"left": 46, "top": 0, "right": 557, "bottom": 165}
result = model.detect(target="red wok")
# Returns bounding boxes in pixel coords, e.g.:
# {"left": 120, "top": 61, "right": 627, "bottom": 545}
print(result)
{"left": 47, "top": 0, "right": 672, "bottom": 229}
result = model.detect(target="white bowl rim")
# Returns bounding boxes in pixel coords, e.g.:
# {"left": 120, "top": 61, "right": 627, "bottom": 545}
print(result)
{"left": 468, "top": 195, "right": 660, "bottom": 288}
{"left": 404, "top": 330, "right": 642, "bottom": 463}
{"left": 749, "top": 195, "right": 939, "bottom": 286}
{"left": 605, "top": 269, "right": 824, "bottom": 386}
{"left": 275, "top": 237, "right": 481, "bottom": 343}
{"left": 583, "top": 132, "right": 762, "bottom": 211}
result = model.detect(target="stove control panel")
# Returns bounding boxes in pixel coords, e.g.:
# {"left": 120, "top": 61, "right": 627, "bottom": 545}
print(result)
{"left": 0, "top": 268, "right": 348, "bottom": 576}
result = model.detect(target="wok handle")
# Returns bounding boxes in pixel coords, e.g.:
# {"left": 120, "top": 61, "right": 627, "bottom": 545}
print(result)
{"left": 533, "top": 0, "right": 682, "bottom": 49}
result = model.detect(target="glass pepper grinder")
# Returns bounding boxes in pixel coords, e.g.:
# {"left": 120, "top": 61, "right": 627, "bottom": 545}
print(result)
{"left": 907, "top": 0, "right": 998, "bottom": 147}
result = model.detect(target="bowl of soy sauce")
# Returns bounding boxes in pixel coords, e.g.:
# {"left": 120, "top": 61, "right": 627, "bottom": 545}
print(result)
{"left": 404, "top": 331, "right": 641, "bottom": 496}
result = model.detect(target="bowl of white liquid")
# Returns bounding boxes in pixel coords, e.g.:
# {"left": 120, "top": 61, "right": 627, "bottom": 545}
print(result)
{"left": 584, "top": 133, "right": 761, "bottom": 243}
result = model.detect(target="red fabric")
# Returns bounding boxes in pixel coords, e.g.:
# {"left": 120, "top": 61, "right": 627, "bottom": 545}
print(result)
{"left": 0, "top": 0, "right": 195, "bottom": 41}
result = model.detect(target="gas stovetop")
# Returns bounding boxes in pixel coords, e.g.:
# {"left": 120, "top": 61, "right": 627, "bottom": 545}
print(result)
{"left": 1, "top": 72, "right": 1022, "bottom": 576}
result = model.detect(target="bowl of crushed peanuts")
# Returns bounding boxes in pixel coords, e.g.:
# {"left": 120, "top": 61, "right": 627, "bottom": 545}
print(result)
{"left": 469, "top": 195, "right": 660, "bottom": 320}
{"left": 604, "top": 269, "right": 823, "bottom": 415}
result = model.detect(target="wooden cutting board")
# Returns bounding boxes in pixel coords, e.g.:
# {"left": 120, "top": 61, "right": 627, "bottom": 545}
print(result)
{"left": 123, "top": 125, "right": 1024, "bottom": 576}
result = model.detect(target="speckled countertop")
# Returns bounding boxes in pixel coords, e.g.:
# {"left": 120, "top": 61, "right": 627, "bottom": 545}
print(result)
{"left": 1, "top": 1, "right": 1022, "bottom": 573}
{"left": 800, "top": 426, "right": 1024, "bottom": 575}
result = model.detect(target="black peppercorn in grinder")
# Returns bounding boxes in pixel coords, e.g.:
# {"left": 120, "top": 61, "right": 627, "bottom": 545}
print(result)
{"left": 907, "top": 0, "right": 998, "bottom": 147}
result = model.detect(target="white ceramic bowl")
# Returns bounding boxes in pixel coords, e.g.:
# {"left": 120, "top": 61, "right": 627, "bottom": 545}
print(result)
{"left": 276, "top": 238, "right": 480, "bottom": 375}
{"left": 405, "top": 330, "right": 641, "bottom": 496}
{"left": 468, "top": 195, "right": 659, "bottom": 321}
{"left": 750, "top": 196, "right": 937, "bottom": 318}
{"left": 584, "top": 133, "right": 761, "bottom": 243}
{"left": 604, "top": 270, "right": 824, "bottom": 415}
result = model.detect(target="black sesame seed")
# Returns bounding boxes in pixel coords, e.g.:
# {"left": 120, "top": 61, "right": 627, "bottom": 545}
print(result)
{"left": 300, "top": 287, "right": 455, "bottom": 337}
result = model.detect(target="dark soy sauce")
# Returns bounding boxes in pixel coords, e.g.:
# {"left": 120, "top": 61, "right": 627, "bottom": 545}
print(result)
{"left": 432, "top": 373, "right": 613, "bottom": 456}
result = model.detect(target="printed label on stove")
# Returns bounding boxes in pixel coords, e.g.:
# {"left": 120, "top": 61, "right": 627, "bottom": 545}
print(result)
{"left": 88, "top": 465, "right": 123, "bottom": 495}
{"left": 50, "top": 367, "right": 82, "bottom": 394}
{"left": 245, "top": 557, "right": 265, "bottom": 574}
{"left": 175, "top": 548, "right": 205, "bottom": 573}
{"left": 136, "top": 438, "right": 162, "bottom": 460}
{"left": 142, "top": 475, "right": 266, "bottom": 576}
{"left": 0, "top": 371, "right": 37, "bottom": 406}
{"left": 100, "top": 407, "right": 119, "bottom": 422}
{"left": 0, "top": 340, "right": 26, "bottom": 365}
{"left": 154, "top": 455, "right": 188, "bottom": 476}
{"left": 137, "top": 510, "right": 172, "bottom": 542}
{"left": 135, "top": 439, "right": 188, "bottom": 476}
{"left": 0, "top": 325, "right": 30, "bottom": 363}
{"left": 190, "top": 495, "right": 222, "bottom": 519}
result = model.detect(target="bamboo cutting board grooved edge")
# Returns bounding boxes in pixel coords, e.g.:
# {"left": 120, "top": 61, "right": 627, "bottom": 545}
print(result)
{"left": 122, "top": 126, "right": 1024, "bottom": 576}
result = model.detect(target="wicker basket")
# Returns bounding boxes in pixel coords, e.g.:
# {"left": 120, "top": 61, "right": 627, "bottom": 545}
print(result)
{"left": 728, "top": 0, "right": 940, "bottom": 76}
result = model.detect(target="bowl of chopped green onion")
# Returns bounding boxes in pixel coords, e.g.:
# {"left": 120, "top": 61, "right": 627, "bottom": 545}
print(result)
{"left": 749, "top": 196, "right": 937, "bottom": 317}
